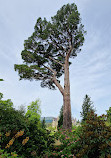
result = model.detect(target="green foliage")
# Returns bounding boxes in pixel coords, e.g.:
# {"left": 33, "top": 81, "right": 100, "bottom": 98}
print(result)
{"left": 46, "top": 123, "right": 52, "bottom": 128}
{"left": 106, "top": 107, "right": 111, "bottom": 123}
{"left": 0, "top": 93, "right": 13, "bottom": 109}
{"left": 0, "top": 98, "right": 27, "bottom": 134}
{"left": 0, "top": 96, "right": 55, "bottom": 158}
{"left": 75, "top": 111, "right": 111, "bottom": 158}
{"left": 0, "top": 97, "right": 29, "bottom": 156}
{"left": 72, "top": 125, "right": 82, "bottom": 136}
{"left": 57, "top": 105, "right": 63, "bottom": 128}
{"left": 105, "top": 121, "right": 111, "bottom": 127}
{"left": 0, "top": 148, "right": 22, "bottom": 158}
{"left": 47, "top": 126, "right": 56, "bottom": 136}
{"left": 44, "top": 127, "right": 80, "bottom": 158}
{"left": 25, "top": 99, "right": 41, "bottom": 125}
{"left": 0, "top": 79, "right": 4, "bottom": 81}
{"left": 44, "top": 112, "right": 111, "bottom": 158}
{"left": 80, "top": 94, "right": 96, "bottom": 123}
{"left": 14, "top": 3, "right": 86, "bottom": 90}
{"left": 0, "top": 92, "right": 3, "bottom": 100}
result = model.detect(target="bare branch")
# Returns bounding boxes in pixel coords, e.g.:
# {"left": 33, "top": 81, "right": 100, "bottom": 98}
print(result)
{"left": 49, "top": 56, "right": 64, "bottom": 67}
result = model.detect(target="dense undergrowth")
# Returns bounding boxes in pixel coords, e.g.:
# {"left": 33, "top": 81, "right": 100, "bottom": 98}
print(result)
{"left": 44, "top": 112, "right": 111, "bottom": 158}
{"left": 0, "top": 97, "right": 54, "bottom": 158}
{"left": 0, "top": 95, "right": 111, "bottom": 158}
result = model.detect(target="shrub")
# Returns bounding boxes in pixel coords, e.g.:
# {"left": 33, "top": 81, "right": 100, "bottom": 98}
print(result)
{"left": 0, "top": 147, "right": 22, "bottom": 158}
{"left": 1, "top": 125, "right": 54, "bottom": 158}
{"left": 75, "top": 111, "right": 111, "bottom": 158}
{"left": 0, "top": 98, "right": 55, "bottom": 158}
{"left": 44, "top": 111, "right": 111, "bottom": 158}
{"left": 44, "top": 127, "right": 80, "bottom": 158}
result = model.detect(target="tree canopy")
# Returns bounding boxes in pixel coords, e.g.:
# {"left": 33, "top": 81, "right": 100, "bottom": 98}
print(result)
{"left": 0, "top": 93, "right": 13, "bottom": 109}
{"left": 25, "top": 99, "right": 41, "bottom": 124}
{"left": 14, "top": 3, "right": 85, "bottom": 90}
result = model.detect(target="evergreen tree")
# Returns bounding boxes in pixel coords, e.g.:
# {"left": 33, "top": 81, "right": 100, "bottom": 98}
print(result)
{"left": 42, "top": 117, "right": 46, "bottom": 129}
{"left": 58, "top": 105, "right": 63, "bottom": 128}
{"left": 14, "top": 3, "right": 86, "bottom": 129}
{"left": 80, "top": 94, "right": 95, "bottom": 123}
{"left": 106, "top": 107, "right": 111, "bottom": 123}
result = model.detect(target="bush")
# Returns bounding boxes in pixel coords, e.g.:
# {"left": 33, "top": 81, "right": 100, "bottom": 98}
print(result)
{"left": 0, "top": 147, "right": 22, "bottom": 158}
{"left": 44, "top": 127, "right": 80, "bottom": 158}
{"left": 44, "top": 111, "right": 111, "bottom": 158}
{"left": 75, "top": 111, "right": 111, "bottom": 158}
{"left": 1, "top": 124, "right": 54, "bottom": 158}
{"left": 0, "top": 98, "right": 55, "bottom": 158}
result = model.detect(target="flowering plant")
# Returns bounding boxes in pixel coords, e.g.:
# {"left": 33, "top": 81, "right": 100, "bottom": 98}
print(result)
{"left": 44, "top": 126, "right": 81, "bottom": 158}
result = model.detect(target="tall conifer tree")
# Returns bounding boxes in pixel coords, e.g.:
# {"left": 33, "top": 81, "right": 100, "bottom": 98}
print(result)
{"left": 15, "top": 3, "right": 86, "bottom": 129}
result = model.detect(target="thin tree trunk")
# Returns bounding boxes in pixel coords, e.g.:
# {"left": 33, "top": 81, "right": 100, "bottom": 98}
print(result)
{"left": 63, "top": 56, "right": 72, "bottom": 129}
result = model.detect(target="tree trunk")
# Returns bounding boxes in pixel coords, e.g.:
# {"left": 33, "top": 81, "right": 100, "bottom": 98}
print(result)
{"left": 52, "top": 52, "right": 72, "bottom": 130}
{"left": 63, "top": 56, "right": 72, "bottom": 129}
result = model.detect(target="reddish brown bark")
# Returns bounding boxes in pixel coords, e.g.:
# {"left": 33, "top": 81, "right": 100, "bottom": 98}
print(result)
{"left": 48, "top": 47, "right": 72, "bottom": 129}
{"left": 63, "top": 55, "right": 72, "bottom": 129}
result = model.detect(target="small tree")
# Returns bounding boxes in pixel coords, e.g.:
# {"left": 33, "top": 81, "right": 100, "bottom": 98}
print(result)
{"left": 80, "top": 94, "right": 95, "bottom": 123}
{"left": 106, "top": 107, "right": 111, "bottom": 124}
{"left": 25, "top": 99, "right": 41, "bottom": 125}
{"left": 42, "top": 117, "right": 46, "bottom": 129}
{"left": 57, "top": 105, "right": 63, "bottom": 128}
{"left": 0, "top": 94, "right": 13, "bottom": 109}
{"left": 15, "top": 3, "right": 86, "bottom": 129}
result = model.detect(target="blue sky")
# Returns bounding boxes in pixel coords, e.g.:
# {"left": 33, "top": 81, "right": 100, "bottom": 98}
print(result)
{"left": 0, "top": 0, "right": 111, "bottom": 120}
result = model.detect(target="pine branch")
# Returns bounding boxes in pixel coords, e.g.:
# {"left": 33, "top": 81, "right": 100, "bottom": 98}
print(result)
{"left": 43, "top": 64, "right": 57, "bottom": 75}
{"left": 0, "top": 79, "right": 4, "bottom": 81}
{"left": 50, "top": 35, "right": 66, "bottom": 52}
{"left": 43, "top": 64, "right": 64, "bottom": 95}
{"left": 49, "top": 56, "right": 64, "bottom": 67}
{"left": 52, "top": 76, "right": 64, "bottom": 96}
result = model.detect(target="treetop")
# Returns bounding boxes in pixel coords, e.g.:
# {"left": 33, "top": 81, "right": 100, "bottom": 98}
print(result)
{"left": 15, "top": 3, "right": 86, "bottom": 90}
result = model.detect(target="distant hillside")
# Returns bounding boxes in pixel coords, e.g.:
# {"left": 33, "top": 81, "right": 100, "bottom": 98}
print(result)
{"left": 40, "top": 117, "right": 55, "bottom": 123}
